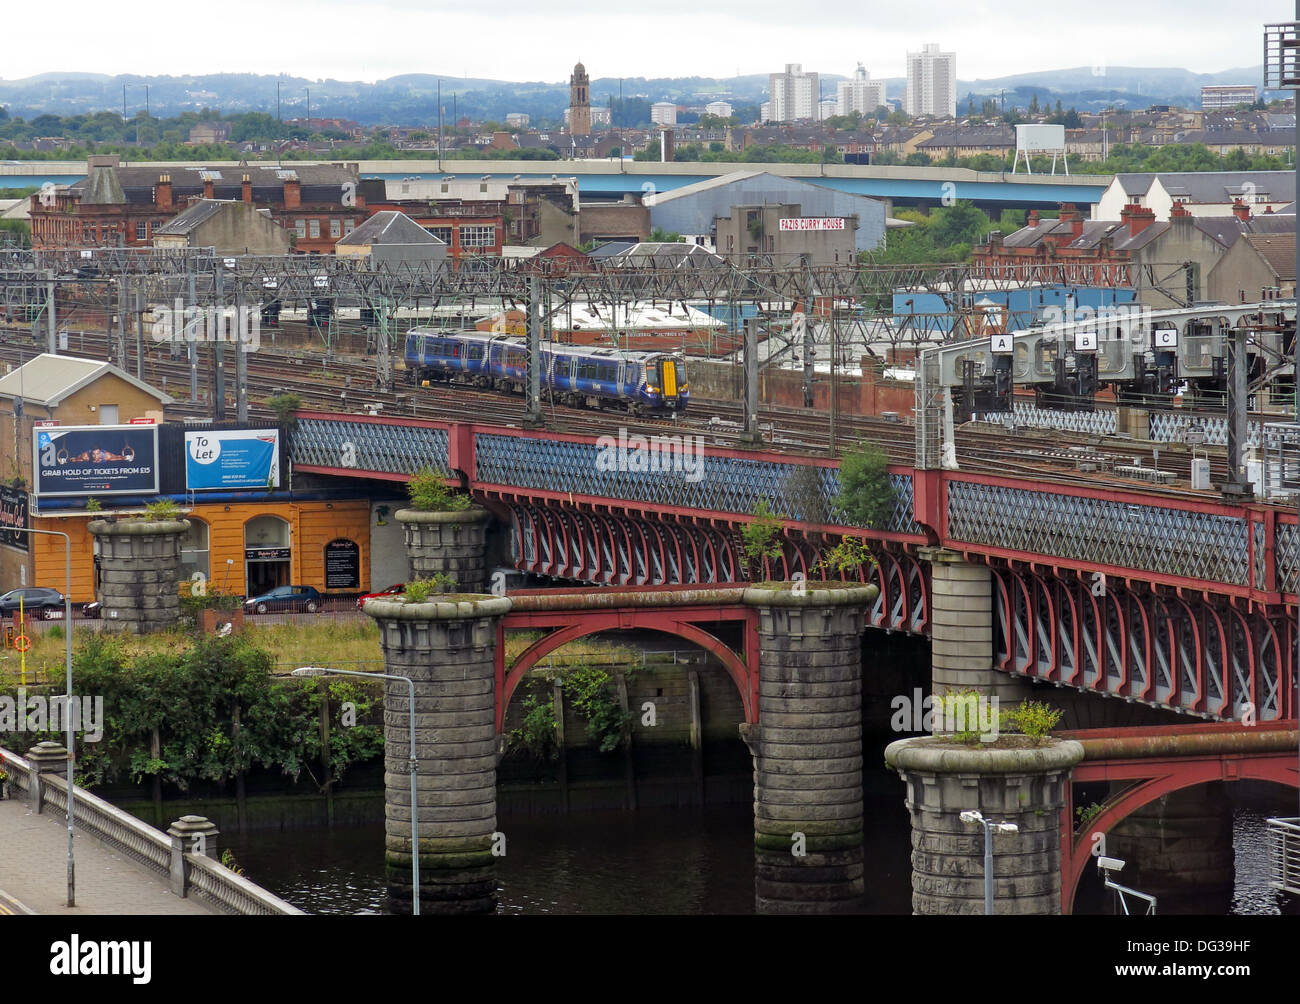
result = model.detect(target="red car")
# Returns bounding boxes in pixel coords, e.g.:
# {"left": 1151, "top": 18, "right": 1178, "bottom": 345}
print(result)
{"left": 356, "top": 584, "right": 404, "bottom": 610}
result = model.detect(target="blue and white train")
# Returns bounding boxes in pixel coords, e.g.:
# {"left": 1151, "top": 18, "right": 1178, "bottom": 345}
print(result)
{"left": 403, "top": 329, "right": 689, "bottom": 415}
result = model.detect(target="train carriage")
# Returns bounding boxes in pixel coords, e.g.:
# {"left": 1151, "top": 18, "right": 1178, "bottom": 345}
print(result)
{"left": 404, "top": 328, "right": 688, "bottom": 415}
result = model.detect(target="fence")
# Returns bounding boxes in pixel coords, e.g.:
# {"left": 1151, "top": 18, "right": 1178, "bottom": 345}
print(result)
{"left": 0, "top": 744, "right": 304, "bottom": 916}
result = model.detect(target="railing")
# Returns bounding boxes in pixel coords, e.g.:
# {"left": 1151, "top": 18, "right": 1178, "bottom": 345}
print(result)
{"left": 0, "top": 745, "right": 304, "bottom": 916}
{"left": 1267, "top": 817, "right": 1300, "bottom": 896}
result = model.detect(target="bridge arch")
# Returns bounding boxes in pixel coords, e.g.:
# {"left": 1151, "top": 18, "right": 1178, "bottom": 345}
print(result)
{"left": 498, "top": 610, "right": 756, "bottom": 733}
{"left": 1063, "top": 759, "right": 1298, "bottom": 913}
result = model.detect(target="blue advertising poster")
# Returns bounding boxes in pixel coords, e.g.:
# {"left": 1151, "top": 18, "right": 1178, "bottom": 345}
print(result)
{"left": 186, "top": 430, "right": 280, "bottom": 490}
{"left": 33, "top": 425, "right": 159, "bottom": 497}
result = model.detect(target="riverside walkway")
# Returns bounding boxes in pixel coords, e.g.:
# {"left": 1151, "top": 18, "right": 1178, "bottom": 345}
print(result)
{"left": 0, "top": 796, "right": 216, "bottom": 915}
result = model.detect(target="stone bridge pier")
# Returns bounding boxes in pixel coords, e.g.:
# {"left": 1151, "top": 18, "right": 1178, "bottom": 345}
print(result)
{"left": 923, "top": 547, "right": 1030, "bottom": 706}
{"left": 741, "top": 584, "right": 876, "bottom": 914}
{"left": 364, "top": 594, "right": 511, "bottom": 915}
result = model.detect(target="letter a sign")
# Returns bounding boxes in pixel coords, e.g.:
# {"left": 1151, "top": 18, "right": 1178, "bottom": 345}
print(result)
{"left": 990, "top": 333, "right": 1013, "bottom": 354}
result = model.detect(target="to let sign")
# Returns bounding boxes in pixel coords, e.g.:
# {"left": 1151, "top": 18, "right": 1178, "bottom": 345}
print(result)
{"left": 778, "top": 217, "right": 846, "bottom": 232}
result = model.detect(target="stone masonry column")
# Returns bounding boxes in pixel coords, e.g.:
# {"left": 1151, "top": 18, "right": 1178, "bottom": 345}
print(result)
{"left": 922, "top": 546, "right": 1030, "bottom": 705}
{"left": 396, "top": 508, "right": 490, "bottom": 594}
{"left": 885, "top": 737, "right": 1084, "bottom": 914}
{"left": 740, "top": 583, "right": 875, "bottom": 914}
{"left": 88, "top": 518, "right": 189, "bottom": 634}
{"left": 363, "top": 594, "right": 511, "bottom": 915}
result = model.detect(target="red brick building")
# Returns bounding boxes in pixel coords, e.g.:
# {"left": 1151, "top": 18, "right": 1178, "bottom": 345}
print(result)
{"left": 29, "top": 156, "right": 367, "bottom": 253}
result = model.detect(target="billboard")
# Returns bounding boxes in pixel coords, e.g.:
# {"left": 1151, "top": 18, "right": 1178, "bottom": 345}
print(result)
{"left": 185, "top": 429, "right": 281, "bottom": 490}
{"left": 779, "top": 217, "right": 846, "bottom": 232}
{"left": 1015, "top": 123, "right": 1066, "bottom": 152}
{"left": 0, "top": 485, "right": 28, "bottom": 550}
{"left": 33, "top": 425, "right": 159, "bottom": 498}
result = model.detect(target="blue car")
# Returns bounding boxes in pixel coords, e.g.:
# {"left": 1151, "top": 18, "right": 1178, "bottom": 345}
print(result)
{"left": 243, "top": 585, "right": 322, "bottom": 615}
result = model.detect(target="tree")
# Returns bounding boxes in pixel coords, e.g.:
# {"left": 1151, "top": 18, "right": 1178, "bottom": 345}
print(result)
{"left": 1029, "top": 94, "right": 1040, "bottom": 115}
{"left": 832, "top": 442, "right": 896, "bottom": 529}
{"left": 648, "top": 227, "right": 685, "bottom": 243}
{"left": 741, "top": 499, "right": 784, "bottom": 580}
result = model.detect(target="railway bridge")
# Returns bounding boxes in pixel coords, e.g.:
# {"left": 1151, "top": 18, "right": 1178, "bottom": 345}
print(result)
{"left": 293, "top": 408, "right": 1299, "bottom": 725}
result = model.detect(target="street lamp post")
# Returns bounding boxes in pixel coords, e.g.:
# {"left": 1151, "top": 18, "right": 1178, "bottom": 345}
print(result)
{"left": 12, "top": 527, "right": 75, "bottom": 907}
{"left": 960, "top": 809, "right": 1019, "bottom": 915}
{"left": 291, "top": 666, "right": 420, "bottom": 915}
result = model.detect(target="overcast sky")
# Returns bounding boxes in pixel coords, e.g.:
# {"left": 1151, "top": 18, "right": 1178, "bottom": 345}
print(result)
{"left": 2, "top": 0, "right": 1276, "bottom": 82}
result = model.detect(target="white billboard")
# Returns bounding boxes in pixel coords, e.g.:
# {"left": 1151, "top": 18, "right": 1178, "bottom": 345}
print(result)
{"left": 1015, "top": 123, "right": 1066, "bottom": 152}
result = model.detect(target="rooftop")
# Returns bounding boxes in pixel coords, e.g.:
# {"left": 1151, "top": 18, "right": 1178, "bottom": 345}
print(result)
{"left": 0, "top": 354, "right": 173, "bottom": 408}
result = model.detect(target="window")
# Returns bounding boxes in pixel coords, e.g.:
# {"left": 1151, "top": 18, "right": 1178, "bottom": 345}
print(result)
{"left": 441, "top": 183, "right": 449, "bottom": 193}
{"left": 135, "top": 222, "right": 147, "bottom": 240}
{"left": 98, "top": 404, "right": 118, "bottom": 425}
{"left": 344, "top": 219, "right": 355, "bottom": 235}
{"left": 295, "top": 220, "right": 307, "bottom": 238}
{"left": 180, "top": 518, "right": 210, "bottom": 585}
{"left": 427, "top": 226, "right": 453, "bottom": 245}
{"left": 308, "top": 219, "right": 321, "bottom": 239}
{"left": 330, "top": 218, "right": 341, "bottom": 238}
{"left": 460, "top": 225, "right": 495, "bottom": 248}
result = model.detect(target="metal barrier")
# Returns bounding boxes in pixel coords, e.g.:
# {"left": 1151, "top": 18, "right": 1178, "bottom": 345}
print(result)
{"left": 0, "top": 745, "right": 304, "bottom": 916}
{"left": 1267, "top": 816, "right": 1300, "bottom": 896}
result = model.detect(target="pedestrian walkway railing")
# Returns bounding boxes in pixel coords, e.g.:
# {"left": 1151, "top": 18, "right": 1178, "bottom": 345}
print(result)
{"left": 0, "top": 745, "right": 304, "bottom": 916}
{"left": 1267, "top": 816, "right": 1300, "bottom": 896}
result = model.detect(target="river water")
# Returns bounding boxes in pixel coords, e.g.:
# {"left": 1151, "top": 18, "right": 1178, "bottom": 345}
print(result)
{"left": 226, "top": 789, "right": 1296, "bottom": 916}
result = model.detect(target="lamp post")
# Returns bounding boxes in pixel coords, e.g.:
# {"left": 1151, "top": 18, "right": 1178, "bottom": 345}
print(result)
{"left": 960, "top": 809, "right": 1018, "bottom": 915}
{"left": 290, "top": 666, "right": 420, "bottom": 915}
{"left": 13, "top": 527, "right": 75, "bottom": 907}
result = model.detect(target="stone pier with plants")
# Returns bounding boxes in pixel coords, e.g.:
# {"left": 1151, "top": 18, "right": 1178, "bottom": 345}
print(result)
{"left": 740, "top": 581, "right": 876, "bottom": 914}
{"left": 396, "top": 467, "right": 490, "bottom": 593}
{"left": 363, "top": 577, "right": 511, "bottom": 915}
{"left": 885, "top": 698, "right": 1084, "bottom": 915}
{"left": 87, "top": 501, "right": 190, "bottom": 634}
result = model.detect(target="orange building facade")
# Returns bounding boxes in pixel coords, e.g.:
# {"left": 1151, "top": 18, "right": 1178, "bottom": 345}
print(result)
{"left": 32, "top": 499, "right": 374, "bottom": 604}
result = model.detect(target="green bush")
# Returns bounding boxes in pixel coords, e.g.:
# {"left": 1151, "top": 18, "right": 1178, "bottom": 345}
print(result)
{"left": 508, "top": 691, "right": 559, "bottom": 760}
{"left": 407, "top": 466, "right": 472, "bottom": 512}
{"left": 562, "top": 664, "right": 633, "bottom": 753}
{"left": 1003, "top": 700, "right": 1063, "bottom": 745}
{"left": 144, "top": 498, "right": 182, "bottom": 522}
{"left": 741, "top": 499, "right": 783, "bottom": 580}
{"left": 833, "top": 441, "right": 896, "bottom": 529}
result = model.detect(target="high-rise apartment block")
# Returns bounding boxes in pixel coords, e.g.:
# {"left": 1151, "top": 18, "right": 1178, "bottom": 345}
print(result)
{"left": 837, "top": 64, "right": 886, "bottom": 116}
{"left": 904, "top": 43, "right": 956, "bottom": 118}
{"left": 767, "top": 64, "right": 820, "bottom": 122}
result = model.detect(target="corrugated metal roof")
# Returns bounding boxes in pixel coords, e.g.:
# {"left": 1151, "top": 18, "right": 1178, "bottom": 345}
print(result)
{"left": 0, "top": 354, "right": 174, "bottom": 408}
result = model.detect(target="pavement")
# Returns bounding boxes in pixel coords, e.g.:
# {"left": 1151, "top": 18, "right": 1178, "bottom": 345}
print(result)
{"left": 0, "top": 794, "right": 217, "bottom": 915}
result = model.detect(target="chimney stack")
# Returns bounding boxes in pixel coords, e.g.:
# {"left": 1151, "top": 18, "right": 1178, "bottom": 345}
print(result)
{"left": 1026, "top": 209, "right": 1039, "bottom": 228}
{"left": 1232, "top": 198, "right": 1251, "bottom": 222}
{"left": 242, "top": 173, "right": 252, "bottom": 203}
{"left": 203, "top": 177, "right": 214, "bottom": 200}
{"left": 156, "top": 174, "right": 173, "bottom": 211}
{"left": 283, "top": 177, "right": 301, "bottom": 209}
{"left": 1170, "top": 201, "right": 1192, "bottom": 219}
{"left": 1121, "top": 204, "right": 1157, "bottom": 237}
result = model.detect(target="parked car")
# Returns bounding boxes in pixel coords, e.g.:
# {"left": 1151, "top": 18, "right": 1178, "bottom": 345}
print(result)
{"left": 0, "top": 587, "right": 66, "bottom": 620}
{"left": 356, "top": 583, "right": 404, "bottom": 610}
{"left": 243, "top": 585, "right": 322, "bottom": 615}
{"left": 82, "top": 600, "right": 101, "bottom": 619}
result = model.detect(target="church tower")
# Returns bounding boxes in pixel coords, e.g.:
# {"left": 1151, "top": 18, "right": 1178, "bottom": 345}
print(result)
{"left": 569, "top": 61, "right": 592, "bottom": 135}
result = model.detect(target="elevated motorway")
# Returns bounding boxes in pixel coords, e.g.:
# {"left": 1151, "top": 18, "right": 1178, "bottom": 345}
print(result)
{"left": 0, "top": 159, "right": 1112, "bottom": 210}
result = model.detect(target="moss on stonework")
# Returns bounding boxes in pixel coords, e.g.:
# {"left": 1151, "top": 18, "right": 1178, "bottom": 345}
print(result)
{"left": 753, "top": 829, "right": 864, "bottom": 853}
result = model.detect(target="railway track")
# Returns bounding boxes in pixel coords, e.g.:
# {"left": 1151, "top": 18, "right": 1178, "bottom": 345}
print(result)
{"left": 0, "top": 323, "right": 1247, "bottom": 504}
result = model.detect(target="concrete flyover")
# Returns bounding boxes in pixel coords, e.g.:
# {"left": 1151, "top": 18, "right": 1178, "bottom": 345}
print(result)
{"left": 0, "top": 159, "right": 1113, "bottom": 210}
